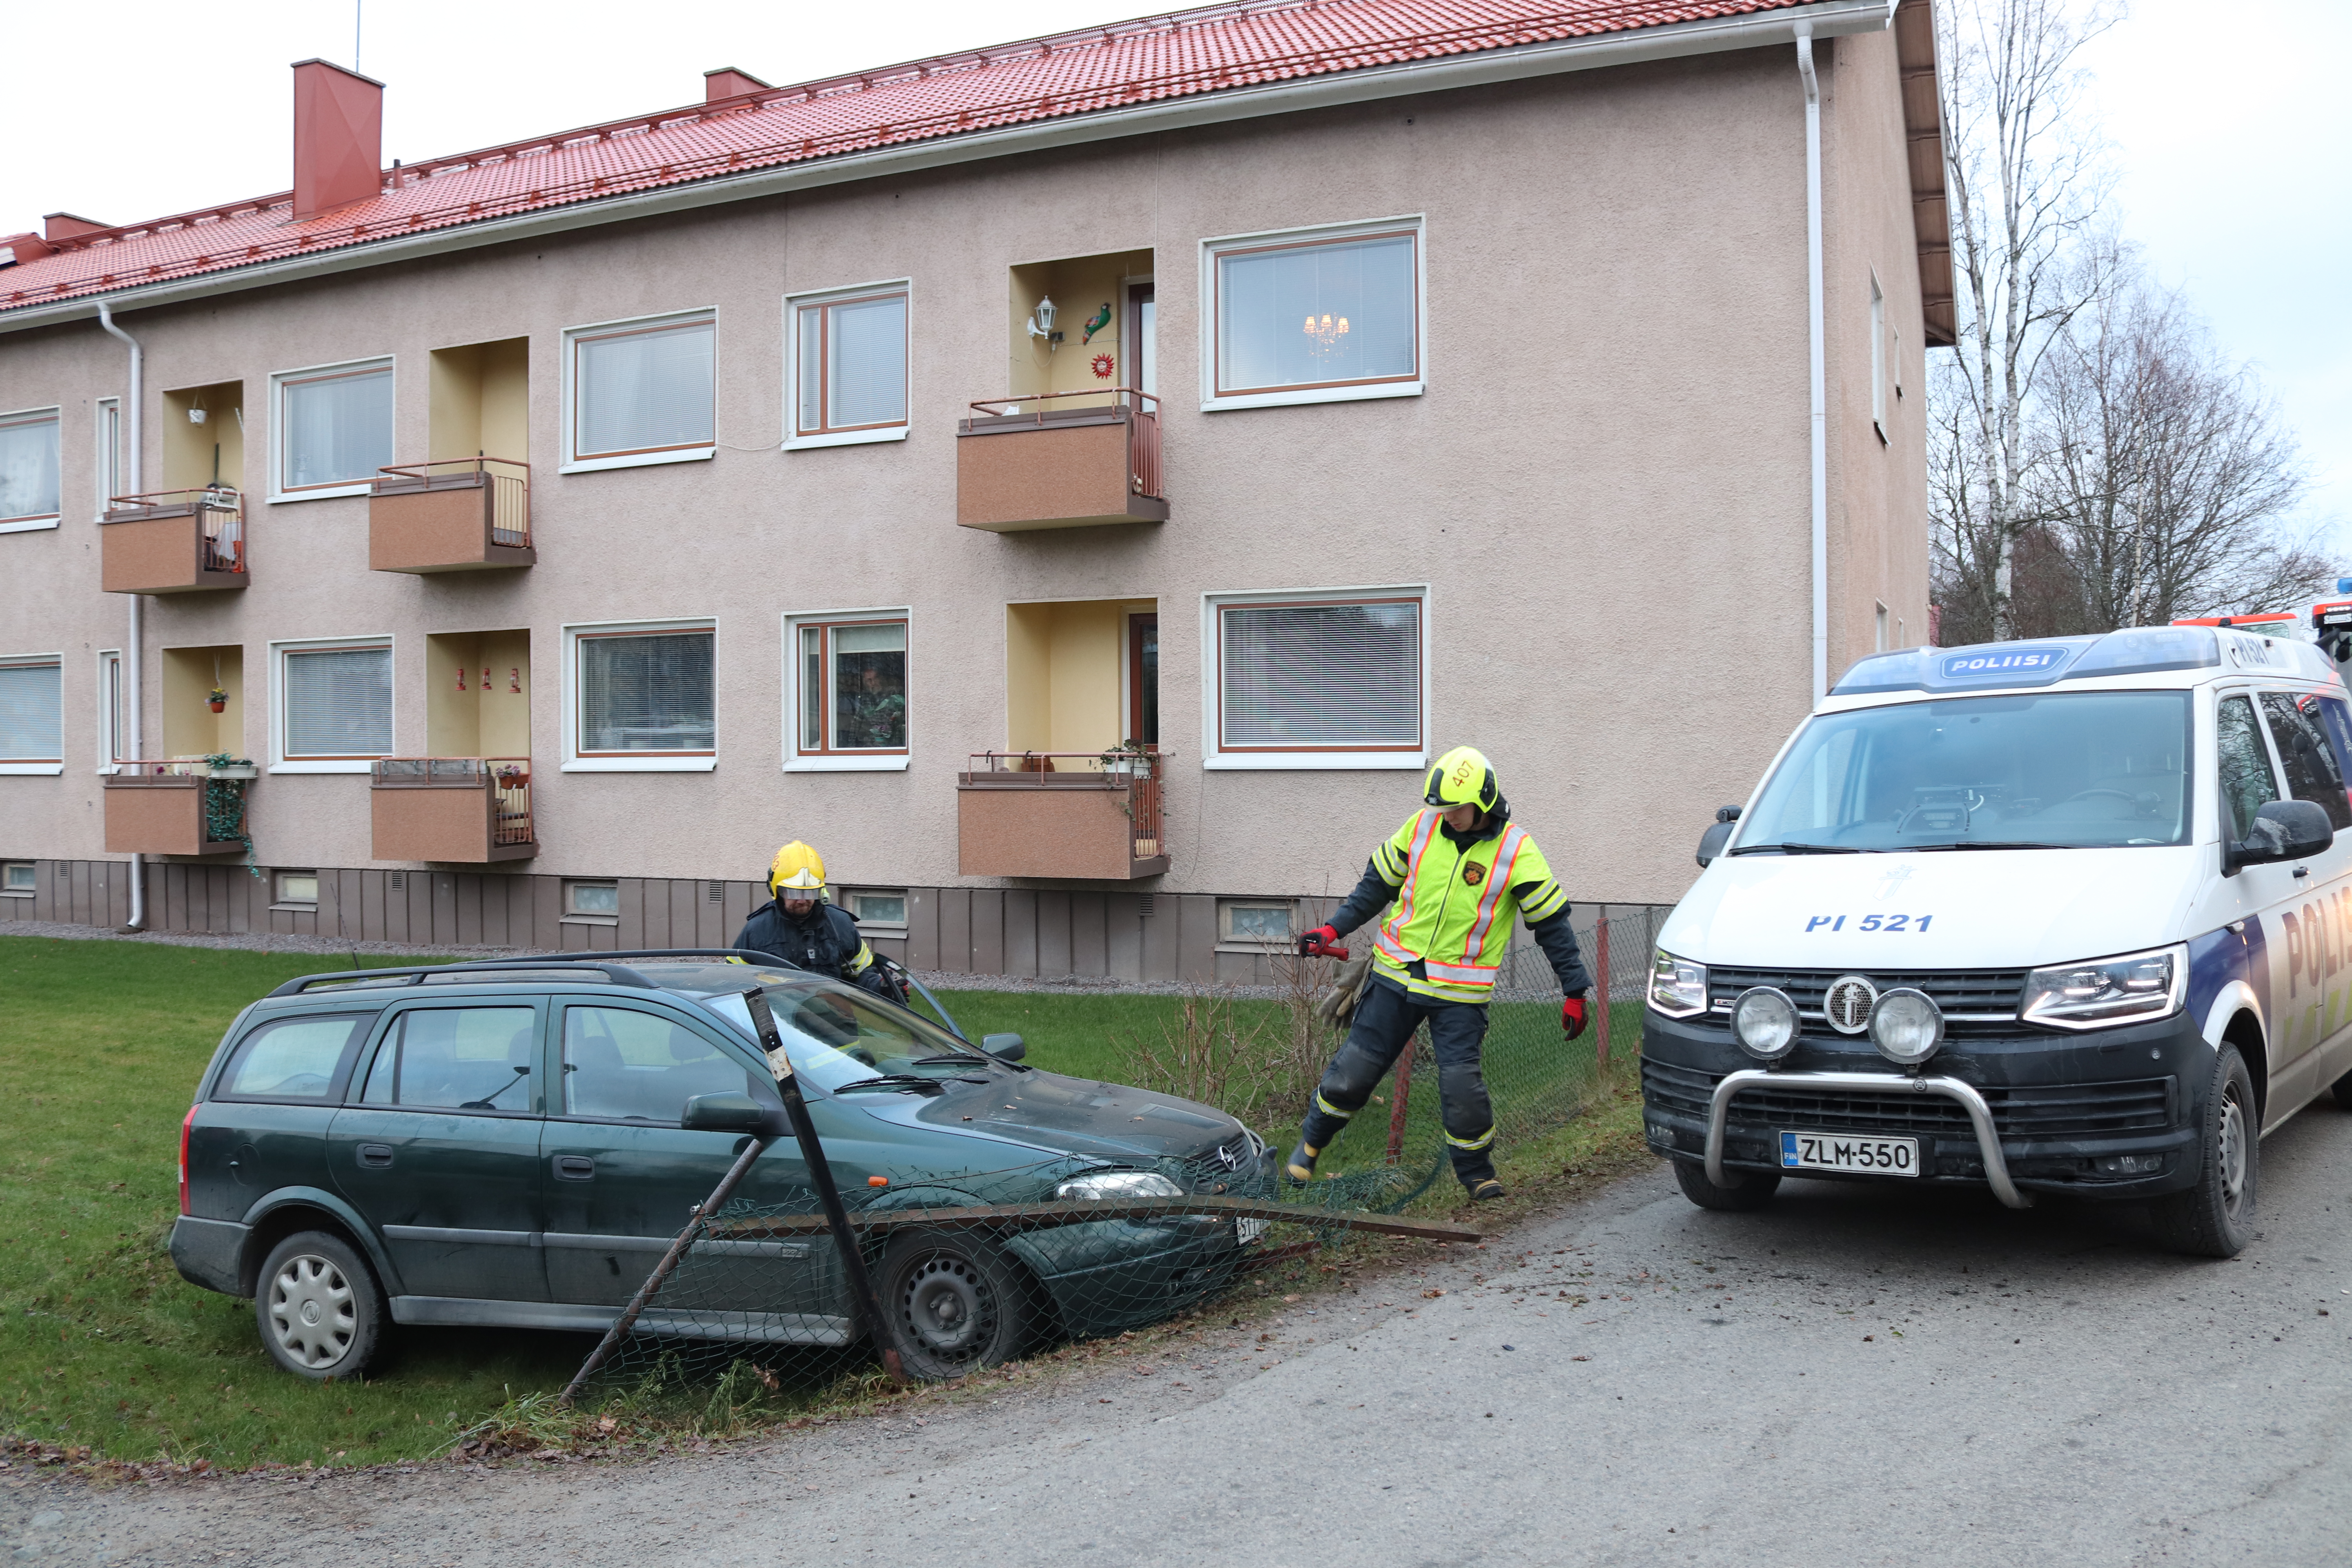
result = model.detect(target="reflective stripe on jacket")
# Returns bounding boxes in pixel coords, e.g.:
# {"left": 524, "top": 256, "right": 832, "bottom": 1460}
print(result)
{"left": 1364, "top": 808, "right": 1571, "bottom": 1002}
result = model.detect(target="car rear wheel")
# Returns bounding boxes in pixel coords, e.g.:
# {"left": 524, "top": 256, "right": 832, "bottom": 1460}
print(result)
{"left": 1673, "top": 1158, "right": 1781, "bottom": 1212}
{"left": 877, "top": 1232, "right": 1032, "bottom": 1381}
{"left": 256, "top": 1230, "right": 386, "bottom": 1381}
{"left": 2150, "top": 1044, "right": 2259, "bottom": 1259}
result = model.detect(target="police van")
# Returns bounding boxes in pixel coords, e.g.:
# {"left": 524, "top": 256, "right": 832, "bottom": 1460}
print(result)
{"left": 1640, "top": 621, "right": 2352, "bottom": 1256}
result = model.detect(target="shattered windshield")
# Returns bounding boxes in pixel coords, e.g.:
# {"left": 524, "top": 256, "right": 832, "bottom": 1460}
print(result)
{"left": 680, "top": 974, "right": 995, "bottom": 1094}
{"left": 1736, "top": 691, "right": 2194, "bottom": 853}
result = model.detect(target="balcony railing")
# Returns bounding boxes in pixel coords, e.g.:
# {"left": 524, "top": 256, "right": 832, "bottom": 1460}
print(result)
{"left": 956, "top": 388, "right": 1168, "bottom": 532}
{"left": 370, "top": 756, "right": 536, "bottom": 862}
{"left": 369, "top": 458, "right": 535, "bottom": 572}
{"left": 100, "top": 486, "right": 248, "bottom": 593}
{"left": 956, "top": 749, "right": 1169, "bottom": 879}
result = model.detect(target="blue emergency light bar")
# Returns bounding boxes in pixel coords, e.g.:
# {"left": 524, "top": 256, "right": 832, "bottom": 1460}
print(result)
{"left": 1831, "top": 626, "right": 2224, "bottom": 696}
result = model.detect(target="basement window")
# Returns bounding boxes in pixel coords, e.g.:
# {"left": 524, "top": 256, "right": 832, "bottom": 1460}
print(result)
{"left": 2, "top": 861, "right": 33, "bottom": 897}
{"left": 563, "top": 880, "right": 620, "bottom": 926}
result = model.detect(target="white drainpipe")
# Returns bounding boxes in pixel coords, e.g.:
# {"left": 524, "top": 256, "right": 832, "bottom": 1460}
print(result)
{"left": 94, "top": 299, "right": 145, "bottom": 932}
{"left": 1797, "top": 23, "right": 1829, "bottom": 702}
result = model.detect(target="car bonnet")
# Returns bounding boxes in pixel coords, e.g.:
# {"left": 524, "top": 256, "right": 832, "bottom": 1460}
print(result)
{"left": 850, "top": 1068, "right": 1247, "bottom": 1163}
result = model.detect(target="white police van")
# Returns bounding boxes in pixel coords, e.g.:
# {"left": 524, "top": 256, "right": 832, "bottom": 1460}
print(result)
{"left": 1641, "top": 622, "right": 2352, "bottom": 1256}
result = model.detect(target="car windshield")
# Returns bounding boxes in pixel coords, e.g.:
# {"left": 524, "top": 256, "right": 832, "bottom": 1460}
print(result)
{"left": 675, "top": 971, "right": 995, "bottom": 1094}
{"left": 1736, "top": 690, "right": 2193, "bottom": 853}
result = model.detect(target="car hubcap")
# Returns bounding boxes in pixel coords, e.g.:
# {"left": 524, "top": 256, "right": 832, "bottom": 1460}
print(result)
{"left": 268, "top": 1254, "right": 356, "bottom": 1370}
{"left": 899, "top": 1254, "right": 994, "bottom": 1363}
{"left": 2216, "top": 1086, "right": 2248, "bottom": 1217}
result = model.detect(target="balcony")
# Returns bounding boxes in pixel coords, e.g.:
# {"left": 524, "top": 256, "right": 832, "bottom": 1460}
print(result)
{"left": 370, "top": 757, "right": 536, "bottom": 863}
{"left": 100, "top": 488, "right": 247, "bottom": 594}
{"left": 369, "top": 459, "right": 534, "bottom": 573}
{"left": 957, "top": 750, "right": 1169, "bottom": 880}
{"left": 956, "top": 390, "right": 1166, "bottom": 533}
{"left": 103, "top": 761, "right": 252, "bottom": 856}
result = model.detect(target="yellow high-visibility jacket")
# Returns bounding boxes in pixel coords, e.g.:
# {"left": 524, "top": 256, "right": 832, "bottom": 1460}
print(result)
{"left": 1327, "top": 806, "right": 1588, "bottom": 1004}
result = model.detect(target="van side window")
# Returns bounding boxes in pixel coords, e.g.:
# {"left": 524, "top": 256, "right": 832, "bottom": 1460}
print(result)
{"left": 2307, "top": 695, "right": 2352, "bottom": 817}
{"left": 358, "top": 1007, "right": 539, "bottom": 1112}
{"left": 216, "top": 1012, "right": 380, "bottom": 1102}
{"left": 2215, "top": 695, "right": 2281, "bottom": 843}
{"left": 2258, "top": 692, "right": 2352, "bottom": 830}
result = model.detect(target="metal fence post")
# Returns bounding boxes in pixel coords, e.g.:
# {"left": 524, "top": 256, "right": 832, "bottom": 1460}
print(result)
{"left": 1385, "top": 1036, "right": 1415, "bottom": 1165}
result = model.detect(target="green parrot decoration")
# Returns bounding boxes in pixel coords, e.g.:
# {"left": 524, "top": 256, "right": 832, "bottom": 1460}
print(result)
{"left": 1081, "top": 302, "right": 1114, "bottom": 344}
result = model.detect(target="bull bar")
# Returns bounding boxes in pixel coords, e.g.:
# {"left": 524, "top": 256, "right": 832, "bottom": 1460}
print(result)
{"left": 1704, "top": 1067, "right": 2036, "bottom": 1210}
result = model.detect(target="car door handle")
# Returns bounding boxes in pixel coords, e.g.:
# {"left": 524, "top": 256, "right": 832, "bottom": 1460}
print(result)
{"left": 554, "top": 1155, "right": 596, "bottom": 1181}
{"left": 357, "top": 1144, "right": 394, "bottom": 1169}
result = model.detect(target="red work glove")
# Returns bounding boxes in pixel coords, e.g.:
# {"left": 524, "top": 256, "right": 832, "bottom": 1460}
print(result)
{"left": 1562, "top": 994, "right": 1590, "bottom": 1040}
{"left": 1298, "top": 925, "right": 1341, "bottom": 958}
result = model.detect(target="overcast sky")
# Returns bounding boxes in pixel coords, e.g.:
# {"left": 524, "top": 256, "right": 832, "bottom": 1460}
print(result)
{"left": 7, "top": 0, "right": 2343, "bottom": 575}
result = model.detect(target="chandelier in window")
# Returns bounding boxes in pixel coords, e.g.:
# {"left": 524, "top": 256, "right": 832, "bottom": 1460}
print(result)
{"left": 1302, "top": 312, "right": 1351, "bottom": 358}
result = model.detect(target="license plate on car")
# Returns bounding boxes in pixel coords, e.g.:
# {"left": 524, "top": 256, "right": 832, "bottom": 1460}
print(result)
{"left": 1780, "top": 1131, "right": 1920, "bottom": 1176}
{"left": 1237, "top": 1218, "right": 1270, "bottom": 1245}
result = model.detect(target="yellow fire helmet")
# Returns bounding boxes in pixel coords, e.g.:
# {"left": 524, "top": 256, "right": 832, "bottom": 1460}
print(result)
{"left": 767, "top": 841, "right": 828, "bottom": 898}
{"left": 1423, "top": 745, "right": 1500, "bottom": 813}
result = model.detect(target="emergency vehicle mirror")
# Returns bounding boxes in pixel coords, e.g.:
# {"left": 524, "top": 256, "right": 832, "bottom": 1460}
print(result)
{"left": 2230, "top": 799, "right": 2334, "bottom": 869}
{"left": 1696, "top": 820, "right": 1737, "bottom": 868}
{"left": 982, "top": 1033, "right": 1027, "bottom": 1062}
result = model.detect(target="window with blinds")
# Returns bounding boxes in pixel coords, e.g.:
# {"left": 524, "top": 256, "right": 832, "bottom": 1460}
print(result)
{"left": 0, "top": 409, "right": 61, "bottom": 526}
{"left": 577, "top": 627, "right": 715, "bottom": 755}
{"left": 793, "top": 290, "right": 908, "bottom": 439}
{"left": 1216, "top": 596, "right": 1423, "bottom": 755}
{"left": 571, "top": 316, "right": 717, "bottom": 461}
{"left": 0, "top": 658, "right": 63, "bottom": 762}
{"left": 279, "top": 364, "right": 393, "bottom": 493}
{"left": 282, "top": 644, "right": 393, "bottom": 759}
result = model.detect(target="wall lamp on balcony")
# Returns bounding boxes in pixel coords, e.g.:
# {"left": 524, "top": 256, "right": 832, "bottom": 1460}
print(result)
{"left": 1026, "top": 295, "right": 1062, "bottom": 351}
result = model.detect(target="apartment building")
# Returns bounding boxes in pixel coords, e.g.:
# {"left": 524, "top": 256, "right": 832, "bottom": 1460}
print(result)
{"left": 0, "top": 0, "right": 1950, "bottom": 980}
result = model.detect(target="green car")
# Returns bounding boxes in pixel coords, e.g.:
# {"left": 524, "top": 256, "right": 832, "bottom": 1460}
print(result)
{"left": 169, "top": 953, "right": 1267, "bottom": 1382}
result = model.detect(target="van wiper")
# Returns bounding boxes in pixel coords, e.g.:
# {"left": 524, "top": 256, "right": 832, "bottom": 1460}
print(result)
{"left": 1730, "top": 841, "right": 1863, "bottom": 855}
{"left": 1908, "top": 840, "right": 2074, "bottom": 851}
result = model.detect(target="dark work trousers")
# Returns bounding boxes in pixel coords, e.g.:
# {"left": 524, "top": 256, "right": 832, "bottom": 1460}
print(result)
{"left": 1297, "top": 975, "right": 1497, "bottom": 1187}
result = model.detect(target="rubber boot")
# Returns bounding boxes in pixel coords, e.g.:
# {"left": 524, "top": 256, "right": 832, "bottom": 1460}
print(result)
{"left": 1285, "top": 1141, "right": 1321, "bottom": 1184}
{"left": 1466, "top": 1178, "right": 1508, "bottom": 1202}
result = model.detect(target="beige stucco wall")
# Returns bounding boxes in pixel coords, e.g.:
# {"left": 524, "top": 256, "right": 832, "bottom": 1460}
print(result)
{"left": 0, "top": 40, "right": 1930, "bottom": 911}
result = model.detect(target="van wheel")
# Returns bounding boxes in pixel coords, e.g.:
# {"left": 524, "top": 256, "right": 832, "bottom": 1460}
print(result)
{"left": 2151, "top": 1044, "right": 2259, "bottom": 1258}
{"left": 2332, "top": 1069, "right": 2352, "bottom": 1111}
{"left": 876, "top": 1232, "right": 1033, "bottom": 1381}
{"left": 1674, "top": 1159, "right": 1780, "bottom": 1212}
{"left": 256, "top": 1231, "right": 386, "bottom": 1381}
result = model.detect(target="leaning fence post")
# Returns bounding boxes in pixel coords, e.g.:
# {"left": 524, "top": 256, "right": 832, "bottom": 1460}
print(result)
{"left": 1594, "top": 915, "right": 1612, "bottom": 1068}
{"left": 1385, "top": 1033, "right": 1416, "bottom": 1165}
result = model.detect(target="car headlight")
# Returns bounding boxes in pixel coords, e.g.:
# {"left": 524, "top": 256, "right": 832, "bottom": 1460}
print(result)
{"left": 1649, "top": 949, "right": 1708, "bottom": 1018}
{"left": 1730, "top": 987, "right": 1800, "bottom": 1062}
{"left": 2020, "top": 944, "right": 2186, "bottom": 1031}
{"left": 1868, "top": 988, "right": 1945, "bottom": 1066}
{"left": 1055, "top": 1170, "right": 1185, "bottom": 1200}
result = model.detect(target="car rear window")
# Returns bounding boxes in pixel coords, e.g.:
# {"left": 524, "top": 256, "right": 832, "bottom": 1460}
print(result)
{"left": 216, "top": 1012, "right": 380, "bottom": 1102}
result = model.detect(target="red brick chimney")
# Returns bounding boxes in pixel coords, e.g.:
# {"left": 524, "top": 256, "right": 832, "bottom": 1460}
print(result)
{"left": 44, "top": 213, "right": 110, "bottom": 242}
{"left": 704, "top": 67, "right": 771, "bottom": 103}
{"left": 291, "top": 59, "right": 385, "bottom": 220}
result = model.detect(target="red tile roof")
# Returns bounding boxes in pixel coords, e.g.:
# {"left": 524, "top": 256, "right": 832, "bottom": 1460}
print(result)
{"left": 2, "top": 0, "right": 1810, "bottom": 316}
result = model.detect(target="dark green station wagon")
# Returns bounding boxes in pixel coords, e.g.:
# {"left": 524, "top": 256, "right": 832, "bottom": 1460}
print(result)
{"left": 170, "top": 953, "right": 1267, "bottom": 1381}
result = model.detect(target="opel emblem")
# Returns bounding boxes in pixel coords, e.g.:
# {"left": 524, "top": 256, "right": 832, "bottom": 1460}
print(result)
{"left": 1824, "top": 975, "right": 1878, "bottom": 1034}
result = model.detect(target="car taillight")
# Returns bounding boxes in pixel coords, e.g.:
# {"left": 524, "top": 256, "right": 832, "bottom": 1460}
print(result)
{"left": 178, "top": 1103, "right": 198, "bottom": 1216}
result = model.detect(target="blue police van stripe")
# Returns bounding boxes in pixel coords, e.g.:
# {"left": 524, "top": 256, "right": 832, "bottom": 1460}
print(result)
{"left": 2187, "top": 920, "right": 2267, "bottom": 1034}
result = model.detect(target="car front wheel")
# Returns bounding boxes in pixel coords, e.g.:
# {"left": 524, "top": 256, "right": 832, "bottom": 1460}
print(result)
{"left": 1673, "top": 1158, "right": 1781, "bottom": 1212}
{"left": 2150, "top": 1044, "right": 2259, "bottom": 1259}
{"left": 256, "top": 1230, "right": 385, "bottom": 1381}
{"left": 877, "top": 1232, "right": 1033, "bottom": 1380}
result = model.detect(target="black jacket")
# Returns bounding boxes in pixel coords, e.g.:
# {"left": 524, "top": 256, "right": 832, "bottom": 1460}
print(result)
{"left": 733, "top": 899, "right": 896, "bottom": 998}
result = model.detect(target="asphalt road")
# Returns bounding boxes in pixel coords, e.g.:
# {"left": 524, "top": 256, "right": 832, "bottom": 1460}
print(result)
{"left": 10, "top": 1105, "right": 2350, "bottom": 1566}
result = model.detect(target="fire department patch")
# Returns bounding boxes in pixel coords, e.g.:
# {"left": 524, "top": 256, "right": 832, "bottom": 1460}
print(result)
{"left": 1463, "top": 863, "right": 1486, "bottom": 885}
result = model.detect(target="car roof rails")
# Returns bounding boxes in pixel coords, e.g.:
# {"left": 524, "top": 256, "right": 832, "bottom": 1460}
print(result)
{"left": 263, "top": 949, "right": 800, "bottom": 999}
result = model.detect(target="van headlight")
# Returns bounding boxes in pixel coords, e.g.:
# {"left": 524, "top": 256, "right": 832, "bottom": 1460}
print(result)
{"left": 1730, "top": 987, "right": 1800, "bottom": 1062}
{"left": 1649, "top": 949, "right": 1708, "bottom": 1018}
{"left": 1868, "top": 988, "right": 1945, "bottom": 1066}
{"left": 2020, "top": 944, "right": 2186, "bottom": 1031}
{"left": 1055, "top": 1170, "right": 1184, "bottom": 1200}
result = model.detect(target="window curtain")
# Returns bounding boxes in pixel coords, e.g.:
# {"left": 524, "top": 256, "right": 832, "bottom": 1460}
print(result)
{"left": 829, "top": 622, "right": 907, "bottom": 750}
{"left": 0, "top": 663, "right": 63, "bottom": 760}
{"left": 580, "top": 631, "right": 715, "bottom": 752}
{"left": 0, "top": 416, "right": 60, "bottom": 520}
{"left": 577, "top": 322, "right": 715, "bottom": 457}
{"left": 828, "top": 296, "right": 907, "bottom": 429}
{"left": 1218, "top": 234, "right": 1417, "bottom": 394}
{"left": 1221, "top": 601, "right": 1420, "bottom": 749}
{"left": 284, "top": 646, "right": 393, "bottom": 757}
{"left": 283, "top": 371, "right": 393, "bottom": 489}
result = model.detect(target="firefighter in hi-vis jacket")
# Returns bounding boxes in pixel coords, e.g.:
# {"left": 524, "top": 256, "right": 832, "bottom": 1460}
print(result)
{"left": 1289, "top": 746, "right": 1593, "bottom": 1200}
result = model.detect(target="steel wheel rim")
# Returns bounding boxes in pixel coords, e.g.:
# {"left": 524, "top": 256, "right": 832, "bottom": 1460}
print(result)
{"left": 2216, "top": 1083, "right": 2249, "bottom": 1217}
{"left": 898, "top": 1252, "right": 995, "bottom": 1364}
{"left": 267, "top": 1254, "right": 356, "bottom": 1370}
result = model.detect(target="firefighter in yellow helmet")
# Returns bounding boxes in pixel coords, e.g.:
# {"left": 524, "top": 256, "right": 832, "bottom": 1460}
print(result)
{"left": 735, "top": 842, "right": 902, "bottom": 1001}
{"left": 1289, "top": 746, "right": 1592, "bottom": 1200}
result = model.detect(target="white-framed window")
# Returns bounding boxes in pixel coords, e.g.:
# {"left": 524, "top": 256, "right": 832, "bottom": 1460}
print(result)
{"left": 2, "top": 861, "right": 34, "bottom": 897}
{"left": 561, "top": 310, "right": 717, "bottom": 474}
{"left": 1870, "top": 272, "right": 1888, "bottom": 443}
{"left": 96, "top": 648, "right": 124, "bottom": 773}
{"left": 1201, "top": 218, "right": 1424, "bottom": 412}
{"left": 272, "top": 358, "right": 394, "bottom": 501}
{"left": 273, "top": 869, "right": 321, "bottom": 909}
{"left": 0, "top": 655, "right": 64, "bottom": 774}
{"left": 94, "top": 397, "right": 123, "bottom": 519}
{"left": 786, "top": 282, "right": 909, "bottom": 449}
{"left": 0, "top": 407, "right": 62, "bottom": 533}
{"left": 270, "top": 635, "right": 394, "bottom": 773}
{"left": 785, "top": 610, "right": 909, "bottom": 772}
{"left": 1202, "top": 588, "right": 1426, "bottom": 770}
{"left": 561, "top": 619, "right": 717, "bottom": 772}
{"left": 562, "top": 880, "right": 620, "bottom": 925}
{"left": 1217, "top": 898, "right": 1296, "bottom": 952}
{"left": 842, "top": 888, "right": 909, "bottom": 933}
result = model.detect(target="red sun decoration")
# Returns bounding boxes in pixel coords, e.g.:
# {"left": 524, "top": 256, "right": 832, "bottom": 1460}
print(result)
{"left": 1090, "top": 352, "right": 1116, "bottom": 381}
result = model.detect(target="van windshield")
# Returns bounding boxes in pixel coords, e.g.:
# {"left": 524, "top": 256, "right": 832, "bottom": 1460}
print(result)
{"left": 1736, "top": 691, "right": 2194, "bottom": 853}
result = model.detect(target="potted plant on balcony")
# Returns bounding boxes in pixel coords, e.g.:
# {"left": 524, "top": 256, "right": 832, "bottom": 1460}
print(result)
{"left": 200, "top": 753, "right": 261, "bottom": 878}
{"left": 207, "top": 686, "right": 228, "bottom": 713}
{"left": 1098, "top": 739, "right": 1151, "bottom": 782}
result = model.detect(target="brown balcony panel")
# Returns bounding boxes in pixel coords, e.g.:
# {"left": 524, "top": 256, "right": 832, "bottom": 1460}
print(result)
{"left": 372, "top": 760, "right": 536, "bottom": 862}
{"left": 957, "top": 775, "right": 1169, "bottom": 880}
{"left": 370, "top": 471, "right": 535, "bottom": 573}
{"left": 957, "top": 406, "right": 1169, "bottom": 533}
{"left": 103, "top": 776, "right": 245, "bottom": 856}
{"left": 100, "top": 508, "right": 247, "bottom": 594}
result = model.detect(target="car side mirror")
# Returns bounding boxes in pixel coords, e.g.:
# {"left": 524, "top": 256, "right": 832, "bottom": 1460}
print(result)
{"left": 982, "top": 1033, "right": 1027, "bottom": 1062}
{"left": 1697, "top": 819, "right": 1737, "bottom": 868}
{"left": 682, "top": 1092, "right": 774, "bottom": 1134}
{"left": 2229, "top": 799, "right": 2335, "bottom": 870}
